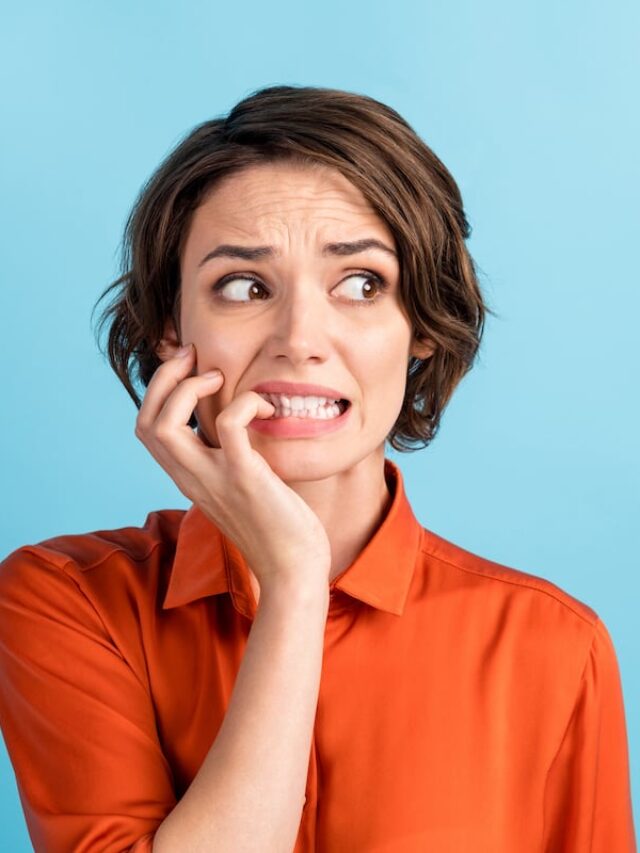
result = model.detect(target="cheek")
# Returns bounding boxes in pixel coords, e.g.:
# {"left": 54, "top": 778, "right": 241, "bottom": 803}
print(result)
{"left": 190, "top": 325, "right": 246, "bottom": 382}
{"left": 354, "top": 334, "right": 409, "bottom": 414}
{"left": 357, "top": 322, "right": 409, "bottom": 377}
{"left": 190, "top": 336, "right": 248, "bottom": 426}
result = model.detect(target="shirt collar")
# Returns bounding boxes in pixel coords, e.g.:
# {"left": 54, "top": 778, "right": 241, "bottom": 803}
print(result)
{"left": 162, "top": 457, "right": 423, "bottom": 618}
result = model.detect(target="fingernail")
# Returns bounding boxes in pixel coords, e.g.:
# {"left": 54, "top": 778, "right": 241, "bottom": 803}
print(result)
{"left": 176, "top": 344, "right": 192, "bottom": 357}
{"left": 202, "top": 369, "right": 221, "bottom": 378}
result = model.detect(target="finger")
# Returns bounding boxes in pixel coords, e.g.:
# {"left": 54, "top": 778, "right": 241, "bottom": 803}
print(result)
{"left": 150, "top": 385, "right": 276, "bottom": 505}
{"left": 215, "top": 391, "right": 276, "bottom": 466}
{"left": 135, "top": 344, "right": 196, "bottom": 432}
{"left": 149, "top": 374, "right": 274, "bottom": 477}
{"left": 154, "top": 369, "right": 225, "bottom": 439}
{"left": 196, "top": 424, "right": 215, "bottom": 448}
{"left": 143, "top": 370, "right": 229, "bottom": 476}
{"left": 135, "top": 373, "right": 229, "bottom": 505}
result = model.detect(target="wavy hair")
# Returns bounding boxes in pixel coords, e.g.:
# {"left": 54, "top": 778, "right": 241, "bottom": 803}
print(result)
{"left": 92, "top": 84, "right": 496, "bottom": 451}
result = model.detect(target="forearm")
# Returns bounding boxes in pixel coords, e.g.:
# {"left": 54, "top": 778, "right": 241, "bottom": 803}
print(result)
{"left": 152, "top": 580, "right": 329, "bottom": 853}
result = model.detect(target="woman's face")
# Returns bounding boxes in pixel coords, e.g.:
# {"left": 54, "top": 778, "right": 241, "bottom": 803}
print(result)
{"left": 162, "top": 161, "right": 433, "bottom": 482}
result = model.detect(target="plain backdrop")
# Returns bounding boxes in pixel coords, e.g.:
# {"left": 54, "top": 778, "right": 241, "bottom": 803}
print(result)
{"left": 1, "top": 1, "right": 638, "bottom": 848}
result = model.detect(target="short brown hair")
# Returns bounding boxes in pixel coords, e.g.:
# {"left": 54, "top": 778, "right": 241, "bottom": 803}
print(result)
{"left": 92, "top": 84, "right": 495, "bottom": 452}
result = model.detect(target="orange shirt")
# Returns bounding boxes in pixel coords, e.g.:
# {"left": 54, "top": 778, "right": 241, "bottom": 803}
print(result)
{"left": 0, "top": 458, "right": 636, "bottom": 852}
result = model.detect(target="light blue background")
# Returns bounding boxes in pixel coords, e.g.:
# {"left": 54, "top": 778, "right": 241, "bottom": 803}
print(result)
{"left": 1, "top": 1, "right": 638, "bottom": 847}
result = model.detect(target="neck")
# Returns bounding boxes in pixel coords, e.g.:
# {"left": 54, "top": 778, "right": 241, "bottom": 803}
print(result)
{"left": 289, "top": 449, "right": 393, "bottom": 584}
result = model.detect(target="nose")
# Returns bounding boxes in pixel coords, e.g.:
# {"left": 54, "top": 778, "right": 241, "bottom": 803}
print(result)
{"left": 263, "top": 280, "right": 331, "bottom": 364}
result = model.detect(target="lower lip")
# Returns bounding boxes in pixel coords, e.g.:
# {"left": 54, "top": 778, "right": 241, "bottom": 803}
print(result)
{"left": 249, "top": 403, "right": 352, "bottom": 438}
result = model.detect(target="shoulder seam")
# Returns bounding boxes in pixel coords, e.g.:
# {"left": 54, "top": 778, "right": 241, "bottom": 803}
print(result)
{"left": 541, "top": 618, "right": 599, "bottom": 840}
{"left": 419, "top": 545, "right": 596, "bottom": 627}
{"left": 17, "top": 538, "right": 166, "bottom": 574}
{"left": 9, "top": 545, "right": 153, "bottom": 695}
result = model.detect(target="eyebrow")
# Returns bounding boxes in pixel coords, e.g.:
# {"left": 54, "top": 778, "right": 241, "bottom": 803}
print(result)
{"left": 197, "top": 238, "right": 397, "bottom": 268}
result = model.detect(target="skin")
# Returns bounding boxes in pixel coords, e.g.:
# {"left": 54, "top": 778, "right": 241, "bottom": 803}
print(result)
{"left": 156, "top": 161, "right": 435, "bottom": 591}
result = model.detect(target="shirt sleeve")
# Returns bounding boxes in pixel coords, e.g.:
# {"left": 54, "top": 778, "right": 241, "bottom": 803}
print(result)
{"left": 0, "top": 546, "right": 178, "bottom": 852}
{"left": 542, "top": 615, "right": 637, "bottom": 852}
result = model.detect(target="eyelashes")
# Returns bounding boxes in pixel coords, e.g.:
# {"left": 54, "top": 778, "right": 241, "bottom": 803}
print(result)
{"left": 210, "top": 270, "right": 391, "bottom": 307}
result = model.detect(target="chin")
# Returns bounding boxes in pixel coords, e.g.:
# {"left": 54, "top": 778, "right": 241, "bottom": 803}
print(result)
{"left": 254, "top": 442, "right": 350, "bottom": 483}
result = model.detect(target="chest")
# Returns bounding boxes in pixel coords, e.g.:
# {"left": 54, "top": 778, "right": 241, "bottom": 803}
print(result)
{"left": 149, "top": 599, "right": 557, "bottom": 851}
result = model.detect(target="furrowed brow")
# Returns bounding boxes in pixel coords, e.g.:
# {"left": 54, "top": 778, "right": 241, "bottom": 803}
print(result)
{"left": 198, "top": 238, "right": 397, "bottom": 268}
{"left": 198, "top": 245, "right": 274, "bottom": 266}
{"left": 321, "top": 239, "right": 397, "bottom": 258}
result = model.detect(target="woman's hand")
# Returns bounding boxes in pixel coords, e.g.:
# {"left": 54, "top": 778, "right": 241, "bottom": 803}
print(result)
{"left": 134, "top": 343, "right": 332, "bottom": 595}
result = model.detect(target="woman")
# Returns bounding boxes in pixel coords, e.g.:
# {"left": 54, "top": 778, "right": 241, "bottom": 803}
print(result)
{"left": 0, "top": 85, "right": 635, "bottom": 852}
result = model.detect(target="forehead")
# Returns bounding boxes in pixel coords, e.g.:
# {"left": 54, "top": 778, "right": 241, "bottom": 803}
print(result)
{"left": 181, "top": 162, "right": 394, "bottom": 259}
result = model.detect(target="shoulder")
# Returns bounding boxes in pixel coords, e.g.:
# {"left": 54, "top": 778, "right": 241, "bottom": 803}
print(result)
{"left": 1, "top": 509, "right": 184, "bottom": 575}
{"left": 415, "top": 527, "right": 620, "bottom": 728}
{"left": 419, "top": 525, "right": 598, "bottom": 625}
{"left": 416, "top": 525, "right": 603, "bottom": 685}
{"left": 0, "top": 509, "right": 186, "bottom": 623}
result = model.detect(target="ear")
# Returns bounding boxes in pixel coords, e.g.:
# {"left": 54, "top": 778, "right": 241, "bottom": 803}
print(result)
{"left": 155, "top": 319, "right": 183, "bottom": 362}
{"left": 410, "top": 334, "right": 436, "bottom": 361}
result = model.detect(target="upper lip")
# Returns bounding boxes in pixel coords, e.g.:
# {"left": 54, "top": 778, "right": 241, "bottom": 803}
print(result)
{"left": 251, "top": 381, "right": 349, "bottom": 401}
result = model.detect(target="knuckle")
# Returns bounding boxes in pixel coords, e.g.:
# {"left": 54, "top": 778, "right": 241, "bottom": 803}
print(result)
{"left": 134, "top": 418, "right": 147, "bottom": 439}
{"left": 153, "top": 423, "right": 174, "bottom": 444}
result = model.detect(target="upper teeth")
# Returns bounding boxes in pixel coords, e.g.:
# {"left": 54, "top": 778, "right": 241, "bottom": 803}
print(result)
{"left": 260, "top": 393, "right": 340, "bottom": 409}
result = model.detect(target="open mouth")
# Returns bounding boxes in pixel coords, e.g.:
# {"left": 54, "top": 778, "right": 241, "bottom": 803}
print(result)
{"left": 271, "top": 399, "right": 351, "bottom": 419}
{"left": 260, "top": 394, "right": 351, "bottom": 419}
{"left": 249, "top": 395, "right": 352, "bottom": 435}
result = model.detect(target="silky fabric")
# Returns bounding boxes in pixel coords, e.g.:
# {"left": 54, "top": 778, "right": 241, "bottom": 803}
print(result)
{"left": 0, "top": 459, "right": 636, "bottom": 851}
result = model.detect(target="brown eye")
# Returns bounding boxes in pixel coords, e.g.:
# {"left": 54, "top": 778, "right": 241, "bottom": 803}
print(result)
{"left": 212, "top": 276, "right": 269, "bottom": 302}
{"left": 332, "top": 272, "right": 390, "bottom": 305}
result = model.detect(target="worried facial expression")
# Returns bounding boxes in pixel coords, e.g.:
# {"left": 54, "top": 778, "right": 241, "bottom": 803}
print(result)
{"left": 160, "top": 161, "right": 434, "bottom": 481}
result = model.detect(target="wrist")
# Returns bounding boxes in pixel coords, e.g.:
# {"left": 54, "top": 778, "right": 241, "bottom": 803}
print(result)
{"left": 257, "top": 575, "right": 330, "bottom": 610}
